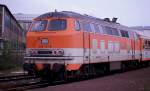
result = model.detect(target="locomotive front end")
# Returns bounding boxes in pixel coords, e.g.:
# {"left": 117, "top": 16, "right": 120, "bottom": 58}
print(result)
{"left": 24, "top": 12, "right": 83, "bottom": 78}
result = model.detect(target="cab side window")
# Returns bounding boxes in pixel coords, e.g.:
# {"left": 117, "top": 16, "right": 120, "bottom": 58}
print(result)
{"left": 75, "top": 20, "right": 81, "bottom": 31}
{"left": 134, "top": 33, "right": 138, "bottom": 40}
{"left": 82, "top": 22, "right": 92, "bottom": 32}
{"left": 120, "top": 30, "right": 129, "bottom": 38}
{"left": 94, "top": 24, "right": 101, "bottom": 34}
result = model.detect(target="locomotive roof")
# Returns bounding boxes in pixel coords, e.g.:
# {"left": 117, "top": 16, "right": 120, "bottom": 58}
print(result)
{"left": 35, "top": 11, "right": 132, "bottom": 31}
{"left": 36, "top": 11, "right": 102, "bottom": 20}
{"left": 35, "top": 11, "right": 117, "bottom": 25}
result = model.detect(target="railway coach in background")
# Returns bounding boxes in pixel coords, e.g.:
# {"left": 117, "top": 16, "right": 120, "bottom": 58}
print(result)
{"left": 139, "top": 35, "right": 150, "bottom": 64}
{"left": 24, "top": 11, "right": 150, "bottom": 81}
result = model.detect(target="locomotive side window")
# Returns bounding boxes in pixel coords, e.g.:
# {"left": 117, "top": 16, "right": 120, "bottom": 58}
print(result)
{"left": 82, "top": 22, "right": 92, "bottom": 32}
{"left": 92, "top": 39, "right": 97, "bottom": 49}
{"left": 48, "top": 19, "right": 67, "bottom": 31}
{"left": 107, "top": 41, "right": 120, "bottom": 53}
{"left": 75, "top": 20, "right": 80, "bottom": 31}
{"left": 105, "top": 26, "right": 112, "bottom": 35}
{"left": 102, "top": 26, "right": 119, "bottom": 36}
{"left": 134, "top": 33, "right": 138, "bottom": 40}
{"left": 98, "top": 25, "right": 103, "bottom": 34}
{"left": 30, "top": 20, "right": 47, "bottom": 31}
{"left": 101, "top": 26, "right": 106, "bottom": 34}
{"left": 120, "top": 30, "right": 129, "bottom": 38}
{"left": 100, "top": 40, "right": 105, "bottom": 53}
{"left": 128, "top": 31, "right": 134, "bottom": 39}
{"left": 114, "top": 42, "right": 120, "bottom": 53}
{"left": 108, "top": 41, "right": 113, "bottom": 53}
{"left": 94, "top": 24, "right": 101, "bottom": 34}
{"left": 90, "top": 23, "right": 95, "bottom": 33}
{"left": 112, "top": 28, "right": 119, "bottom": 36}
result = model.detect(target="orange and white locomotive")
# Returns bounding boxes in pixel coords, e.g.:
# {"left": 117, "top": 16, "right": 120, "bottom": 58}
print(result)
{"left": 24, "top": 11, "right": 150, "bottom": 80}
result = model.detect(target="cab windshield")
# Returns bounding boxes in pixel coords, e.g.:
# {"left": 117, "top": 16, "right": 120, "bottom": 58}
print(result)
{"left": 48, "top": 19, "right": 67, "bottom": 31}
{"left": 30, "top": 20, "right": 47, "bottom": 31}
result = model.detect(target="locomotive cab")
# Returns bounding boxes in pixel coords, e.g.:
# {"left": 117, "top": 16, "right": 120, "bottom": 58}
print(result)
{"left": 24, "top": 12, "right": 83, "bottom": 77}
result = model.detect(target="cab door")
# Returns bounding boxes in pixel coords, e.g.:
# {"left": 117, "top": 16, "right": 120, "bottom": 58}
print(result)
{"left": 83, "top": 31, "right": 91, "bottom": 64}
{"left": 131, "top": 32, "right": 136, "bottom": 60}
{"left": 82, "top": 22, "right": 93, "bottom": 65}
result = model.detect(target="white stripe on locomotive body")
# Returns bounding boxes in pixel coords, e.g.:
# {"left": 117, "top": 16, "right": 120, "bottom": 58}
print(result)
{"left": 26, "top": 48, "right": 84, "bottom": 56}
{"left": 89, "top": 49, "right": 140, "bottom": 63}
{"left": 25, "top": 48, "right": 141, "bottom": 64}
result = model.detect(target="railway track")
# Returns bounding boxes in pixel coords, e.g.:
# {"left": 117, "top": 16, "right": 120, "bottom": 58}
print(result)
{"left": 2, "top": 79, "right": 49, "bottom": 91}
{"left": 0, "top": 72, "right": 66, "bottom": 91}
{"left": 0, "top": 74, "right": 33, "bottom": 82}
{"left": 0, "top": 73, "right": 49, "bottom": 91}
{"left": 0, "top": 66, "right": 149, "bottom": 91}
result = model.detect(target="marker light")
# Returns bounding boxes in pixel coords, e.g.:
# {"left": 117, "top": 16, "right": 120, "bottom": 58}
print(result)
{"left": 41, "top": 38, "right": 48, "bottom": 45}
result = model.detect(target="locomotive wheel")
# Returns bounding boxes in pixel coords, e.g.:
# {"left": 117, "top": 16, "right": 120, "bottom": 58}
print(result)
{"left": 89, "top": 66, "right": 97, "bottom": 77}
{"left": 69, "top": 70, "right": 81, "bottom": 80}
{"left": 56, "top": 70, "right": 66, "bottom": 81}
{"left": 121, "top": 62, "right": 128, "bottom": 71}
{"left": 94, "top": 63, "right": 109, "bottom": 75}
{"left": 82, "top": 65, "right": 90, "bottom": 79}
{"left": 148, "top": 62, "right": 150, "bottom": 66}
{"left": 80, "top": 65, "right": 95, "bottom": 78}
{"left": 104, "top": 63, "right": 110, "bottom": 74}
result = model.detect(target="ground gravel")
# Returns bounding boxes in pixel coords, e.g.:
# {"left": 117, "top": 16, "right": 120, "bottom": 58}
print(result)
{"left": 29, "top": 67, "right": 150, "bottom": 91}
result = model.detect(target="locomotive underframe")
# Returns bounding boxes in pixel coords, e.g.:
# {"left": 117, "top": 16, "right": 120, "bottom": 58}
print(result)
{"left": 23, "top": 56, "right": 150, "bottom": 81}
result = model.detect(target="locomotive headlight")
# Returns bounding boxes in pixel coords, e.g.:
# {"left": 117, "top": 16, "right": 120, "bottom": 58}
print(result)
{"left": 30, "top": 49, "right": 37, "bottom": 54}
{"left": 26, "top": 49, "right": 31, "bottom": 56}
{"left": 26, "top": 49, "right": 37, "bottom": 56}
{"left": 52, "top": 49, "right": 64, "bottom": 56}
{"left": 57, "top": 49, "right": 64, "bottom": 55}
{"left": 41, "top": 38, "right": 48, "bottom": 45}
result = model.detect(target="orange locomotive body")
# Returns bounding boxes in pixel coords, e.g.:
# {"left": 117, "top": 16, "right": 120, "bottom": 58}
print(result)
{"left": 24, "top": 11, "right": 150, "bottom": 80}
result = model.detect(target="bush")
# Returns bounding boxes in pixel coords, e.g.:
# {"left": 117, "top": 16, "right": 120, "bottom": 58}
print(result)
{"left": 0, "top": 41, "right": 23, "bottom": 71}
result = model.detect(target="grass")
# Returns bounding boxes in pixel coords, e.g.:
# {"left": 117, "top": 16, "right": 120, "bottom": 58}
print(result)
{"left": 0, "top": 53, "right": 23, "bottom": 72}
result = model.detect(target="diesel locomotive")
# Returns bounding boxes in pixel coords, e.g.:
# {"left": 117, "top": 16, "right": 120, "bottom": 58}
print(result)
{"left": 24, "top": 11, "right": 150, "bottom": 80}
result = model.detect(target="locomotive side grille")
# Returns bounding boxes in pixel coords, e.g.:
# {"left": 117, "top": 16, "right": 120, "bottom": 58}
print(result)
{"left": 38, "top": 51, "right": 52, "bottom": 54}
{"left": 27, "top": 49, "right": 64, "bottom": 57}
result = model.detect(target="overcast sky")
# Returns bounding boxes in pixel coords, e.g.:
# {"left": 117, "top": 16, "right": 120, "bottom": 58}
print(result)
{"left": 0, "top": 0, "right": 150, "bottom": 26}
